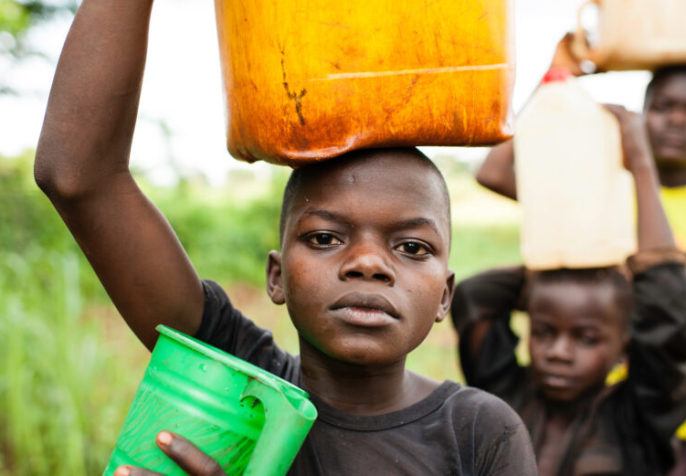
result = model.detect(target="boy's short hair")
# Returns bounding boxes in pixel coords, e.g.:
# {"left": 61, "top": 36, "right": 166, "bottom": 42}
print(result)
{"left": 278, "top": 148, "right": 452, "bottom": 244}
{"left": 644, "top": 64, "right": 686, "bottom": 108}
{"left": 526, "top": 267, "right": 635, "bottom": 327}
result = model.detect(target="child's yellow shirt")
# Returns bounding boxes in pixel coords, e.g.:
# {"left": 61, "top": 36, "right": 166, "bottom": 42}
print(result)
{"left": 662, "top": 186, "right": 686, "bottom": 250}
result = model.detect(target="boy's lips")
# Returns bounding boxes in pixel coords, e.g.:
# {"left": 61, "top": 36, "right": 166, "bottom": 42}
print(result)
{"left": 659, "top": 134, "right": 686, "bottom": 148}
{"left": 329, "top": 292, "right": 400, "bottom": 326}
{"left": 540, "top": 374, "right": 575, "bottom": 390}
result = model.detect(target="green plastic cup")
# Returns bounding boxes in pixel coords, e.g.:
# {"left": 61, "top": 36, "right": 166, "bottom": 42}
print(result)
{"left": 104, "top": 325, "right": 317, "bottom": 476}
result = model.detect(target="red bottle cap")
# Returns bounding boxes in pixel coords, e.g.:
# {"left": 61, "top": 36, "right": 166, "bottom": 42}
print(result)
{"left": 541, "top": 66, "right": 572, "bottom": 84}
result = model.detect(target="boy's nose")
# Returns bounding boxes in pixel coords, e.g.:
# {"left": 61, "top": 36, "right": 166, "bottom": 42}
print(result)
{"left": 545, "top": 335, "right": 574, "bottom": 362}
{"left": 339, "top": 241, "right": 395, "bottom": 285}
{"left": 666, "top": 107, "right": 686, "bottom": 126}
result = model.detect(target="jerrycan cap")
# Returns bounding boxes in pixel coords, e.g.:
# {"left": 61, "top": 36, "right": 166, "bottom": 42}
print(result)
{"left": 541, "top": 66, "right": 572, "bottom": 84}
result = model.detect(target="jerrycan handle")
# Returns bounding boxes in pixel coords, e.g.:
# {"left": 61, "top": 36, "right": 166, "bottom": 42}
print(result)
{"left": 571, "top": 0, "right": 601, "bottom": 64}
{"left": 241, "top": 378, "right": 317, "bottom": 476}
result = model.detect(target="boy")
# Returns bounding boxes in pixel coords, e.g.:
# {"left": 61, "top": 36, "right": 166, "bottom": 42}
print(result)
{"left": 34, "top": 1, "right": 537, "bottom": 474}
{"left": 644, "top": 64, "right": 686, "bottom": 250}
{"left": 451, "top": 104, "right": 686, "bottom": 475}
{"left": 476, "top": 36, "right": 686, "bottom": 248}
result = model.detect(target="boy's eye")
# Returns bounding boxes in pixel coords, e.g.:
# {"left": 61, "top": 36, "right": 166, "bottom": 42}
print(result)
{"left": 577, "top": 333, "right": 600, "bottom": 346}
{"left": 650, "top": 101, "right": 673, "bottom": 113}
{"left": 530, "top": 327, "right": 552, "bottom": 340}
{"left": 307, "top": 233, "right": 342, "bottom": 247}
{"left": 396, "top": 241, "right": 430, "bottom": 256}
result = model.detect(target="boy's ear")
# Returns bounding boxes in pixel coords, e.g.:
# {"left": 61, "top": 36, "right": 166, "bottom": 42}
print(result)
{"left": 266, "top": 250, "right": 285, "bottom": 305}
{"left": 435, "top": 270, "right": 456, "bottom": 323}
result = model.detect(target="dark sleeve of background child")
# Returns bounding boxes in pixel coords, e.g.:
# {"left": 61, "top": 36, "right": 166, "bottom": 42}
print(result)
{"left": 451, "top": 266, "right": 527, "bottom": 399}
{"left": 625, "top": 251, "right": 686, "bottom": 445}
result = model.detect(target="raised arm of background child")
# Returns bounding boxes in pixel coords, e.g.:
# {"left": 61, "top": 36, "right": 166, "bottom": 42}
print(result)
{"left": 450, "top": 266, "right": 526, "bottom": 391}
{"left": 476, "top": 34, "right": 593, "bottom": 201}
{"left": 34, "top": 0, "right": 205, "bottom": 351}
{"left": 605, "top": 104, "right": 675, "bottom": 250}
{"left": 475, "top": 139, "right": 517, "bottom": 200}
{"left": 605, "top": 105, "right": 686, "bottom": 469}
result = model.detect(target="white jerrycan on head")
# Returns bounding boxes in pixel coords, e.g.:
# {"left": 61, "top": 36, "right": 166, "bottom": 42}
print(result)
{"left": 571, "top": 0, "right": 686, "bottom": 71}
{"left": 514, "top": 67, "right": 637, "bottom": 270}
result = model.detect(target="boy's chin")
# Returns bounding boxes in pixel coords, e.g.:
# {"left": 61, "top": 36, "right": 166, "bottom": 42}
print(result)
{"left": 304, "top": 340, "right": 409, "bottom": 369}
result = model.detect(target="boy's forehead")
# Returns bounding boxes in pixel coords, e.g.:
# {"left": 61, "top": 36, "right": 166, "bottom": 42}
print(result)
{"left": 292, "top": 153, "right": 450, "bottom": 218}
{"left": 309, "top": 155, "right": 438, "bottom": 190}
{"left": 529, "top": 281, "right": 624, "bottom": 326}
{"left": 650, "top": 72, "right": 686, "bottom": 100}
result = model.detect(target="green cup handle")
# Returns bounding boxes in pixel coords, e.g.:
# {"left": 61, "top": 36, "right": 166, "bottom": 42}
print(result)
{"left": 241, "top": 378, "right": 316, "bottom": 476}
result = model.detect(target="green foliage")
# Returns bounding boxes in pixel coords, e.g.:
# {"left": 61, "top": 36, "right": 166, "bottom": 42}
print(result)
{"left": 0, "top": 0, "right": 76, "bottom": 52}
{"left": 0, "top": 248, "right": 143, "bottom": 475}
{"left": 147, "top": 172, "right": 287, "bottom": 286}
{"left": 0, "top": 0, "right": 77, "bottom": 94}
{"left": 451, "top": 224, "right": 521, "bottom": 280}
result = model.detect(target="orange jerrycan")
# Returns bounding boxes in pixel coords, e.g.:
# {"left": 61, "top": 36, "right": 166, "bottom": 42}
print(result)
{"left": 214, "top": 0, "right": 514, "bottom": 165}
{"left": 514, "top": 68, "right": 637, "bottom": 270}
{"left": 572, "top": 0, "right": 686, "bottom": 71}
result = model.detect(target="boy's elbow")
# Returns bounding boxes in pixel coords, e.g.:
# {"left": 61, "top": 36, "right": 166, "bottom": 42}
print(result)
{"left": 34, "top": 152, "right": 89, "bottom": 202}
{"left": 475, "top": 167, "right": 495, "bottom": 189}
{"left": 475, "top": 167, "right": 504, "bottom": 193}
{"left": 475, "top": 167, "right": 517, "bottom": 200}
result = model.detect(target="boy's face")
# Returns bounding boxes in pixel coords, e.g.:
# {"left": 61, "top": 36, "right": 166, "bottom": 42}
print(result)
{"left": 645, "top": 72, "right": 686, "bottom": 167}
{"left": 527, "top": 281, "right": 627, "bottom": 403}
{"left": 267, "top": 152, "right": 454, "bottom": 367}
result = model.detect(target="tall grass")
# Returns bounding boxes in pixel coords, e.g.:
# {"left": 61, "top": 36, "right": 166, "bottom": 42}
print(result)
{"left": 0, "top": 248, "right": 144, "bottom": 475}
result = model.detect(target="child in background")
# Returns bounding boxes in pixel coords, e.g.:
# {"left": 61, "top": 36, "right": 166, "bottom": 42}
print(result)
{"left": 33, "top": 0, "right": 537, "bottom": 474}
{"left": 644, "top": 64, "right": 686, "bottom": 249}
{"left": 451, "top": 102, "right": 686, "bottom": 475}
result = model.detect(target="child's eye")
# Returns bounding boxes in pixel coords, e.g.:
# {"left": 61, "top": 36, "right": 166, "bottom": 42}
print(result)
{"left": 650, "top": 101, "right": 672, "bottom": 113}
{"left": 530, "top": 327, "right": 552, "bottom": 340}
{"left": 578, "top": 334, "right": 600, "bottom": 346}
{"left": 307, "top": 233, "right": 342, "bottom": 247}
{"left": 396, "top": 241, "right": 430, "bottom": 256}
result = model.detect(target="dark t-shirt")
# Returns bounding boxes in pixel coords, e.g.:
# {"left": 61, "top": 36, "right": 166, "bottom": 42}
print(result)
{"left": 195, "top": 280, "right": 537, "bottom": 475}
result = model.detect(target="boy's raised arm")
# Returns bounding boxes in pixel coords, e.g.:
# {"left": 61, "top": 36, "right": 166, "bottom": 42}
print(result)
{"left": 34, "top": 0, "right": 205, "bottom": 350}
{"left": 605, "top": 104, "right": 675, "bottom": 252}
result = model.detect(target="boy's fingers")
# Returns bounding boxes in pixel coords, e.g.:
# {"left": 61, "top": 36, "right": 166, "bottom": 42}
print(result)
{"left": 115, "top": 465, "right": 164, "bottom": 476}
{"left": 156, "top": 431, "right": 226, "bottom": 476}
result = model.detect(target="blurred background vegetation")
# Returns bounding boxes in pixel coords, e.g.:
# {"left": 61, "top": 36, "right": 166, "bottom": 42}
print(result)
{"left": 0, "top": 2, "right": 522, "bottom": 475}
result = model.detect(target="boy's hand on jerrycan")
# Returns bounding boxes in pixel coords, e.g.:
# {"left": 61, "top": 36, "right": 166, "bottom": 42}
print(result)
{"left": 114, "top": 431, "right": 226, "bottom": 476}
{"left": 603, "top": 104, "right": 654, "bottom": 172}
{"left": 550, "top": 32, "right": 602, "bottom": 76}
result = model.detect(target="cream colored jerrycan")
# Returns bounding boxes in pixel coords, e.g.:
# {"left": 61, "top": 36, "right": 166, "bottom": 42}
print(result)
{"left": 572, "top": 0, "right": 686, "bottom": 71}
{"left": 214, "top": 0, "right": 515, "bottom": 165}
{"left": 514, "top": 67, "right": 637, "bottom": 270}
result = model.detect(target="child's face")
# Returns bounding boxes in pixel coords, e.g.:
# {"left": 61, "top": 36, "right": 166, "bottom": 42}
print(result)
{"left": 268, "top": 152, "right": 454, "bottom": 367}
{"left": 527, "top": 281, "right": 627, "bottom": 403}
{"left": 645, "top": 72, "right": 686, "bottom": 167}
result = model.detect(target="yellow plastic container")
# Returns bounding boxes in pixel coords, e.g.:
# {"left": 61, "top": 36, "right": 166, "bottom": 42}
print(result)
{"left": 214, "top": 0, "right": 514, "bottom": 165}
{"left": 572, "top": 0, "right": 686, "bottom": 71}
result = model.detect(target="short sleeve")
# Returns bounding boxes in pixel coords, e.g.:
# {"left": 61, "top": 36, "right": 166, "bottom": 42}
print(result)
{"left": 471, "top": 391, "right": 538, "bottom": 476}
{"left": 194, "top": 279, "right": 298, "bottom": 380}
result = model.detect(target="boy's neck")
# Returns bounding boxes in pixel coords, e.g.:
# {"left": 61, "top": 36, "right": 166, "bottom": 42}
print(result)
{"left": 298, "top": 340, "right": 440, "bottom": 416}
